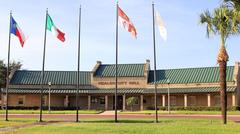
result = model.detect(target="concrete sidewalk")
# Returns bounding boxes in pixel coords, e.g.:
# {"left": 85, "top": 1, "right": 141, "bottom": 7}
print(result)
{"left": 99, "top": 110, "right": 121, "bottom": 115}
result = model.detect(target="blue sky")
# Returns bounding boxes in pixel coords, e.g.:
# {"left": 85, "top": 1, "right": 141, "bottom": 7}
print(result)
{"left": 0, "top": 0, "right": 240, "bottom": 71}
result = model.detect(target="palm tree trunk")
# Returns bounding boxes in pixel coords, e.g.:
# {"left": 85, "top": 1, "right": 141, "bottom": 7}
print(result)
{"left": 217, "top": 44, "right": 228, "bottom": 124}
{"left": 219, "top": 61, "right": 227, "bottom": 124}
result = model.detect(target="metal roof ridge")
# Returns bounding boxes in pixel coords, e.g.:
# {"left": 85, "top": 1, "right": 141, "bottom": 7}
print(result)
{"left": 100, "top": 63, "right": 145, "bottom": 66}
{"left": 146, "top": 86, "right": 237, "bottom": 89}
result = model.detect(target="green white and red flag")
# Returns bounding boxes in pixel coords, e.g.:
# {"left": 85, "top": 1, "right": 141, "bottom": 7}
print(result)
{"left": 47, "top": 15, "right": 65, "bottom": 42}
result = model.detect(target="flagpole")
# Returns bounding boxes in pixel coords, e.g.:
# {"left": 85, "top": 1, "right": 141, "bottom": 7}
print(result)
{"left": 115, "top": 2, "right": 119, "bottom": 123}
{"left": 76, "top": 5, "right": 81, "bottom": 122}
{"left": 5, "top": 10, "right": 12, "bottom": 121}
{"left": 152, "top": 2, "right": 158, "bottom": 123}
{"left": 40, "top": 9, "right": 48, "bottom": 122}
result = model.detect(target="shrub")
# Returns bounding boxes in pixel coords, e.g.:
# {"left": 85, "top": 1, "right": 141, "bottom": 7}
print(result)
{"left": 5, "top": 106, "right": 80, "bottom": 110}
{"left": 126, "top": 97, "right": 138, "bottom": 111}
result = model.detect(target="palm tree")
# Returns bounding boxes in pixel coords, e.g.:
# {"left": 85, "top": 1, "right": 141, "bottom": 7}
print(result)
{"left": 200, "top": 6, "right": 240, "bottom": 124}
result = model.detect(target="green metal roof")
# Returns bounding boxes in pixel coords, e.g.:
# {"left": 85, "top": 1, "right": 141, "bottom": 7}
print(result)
{"left": 9, "top": 65, "right": 235, "bottom": 85}
{"left": 2, "top": 87, "right": 235, "bottom": 94}
{"left": 148, "top": 66, "right": 234, "bottom": 84}
{"left": 95, "top": 64, "right": 145, "bottom": 77}
{"left": 10, "top": 71, "right": 91, "bottom": 85}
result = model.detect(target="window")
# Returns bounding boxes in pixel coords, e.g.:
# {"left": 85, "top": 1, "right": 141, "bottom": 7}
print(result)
{"left": 143, "top": 99, "right": 147, "bottom": 104}
{"left": 134, "top": 97, "right": 139, "bottom": 105}
{"left": 18, "top": 98, "right": 24, "bottom": 105}
{"left": 170, "top": 96, "right": 177, "bottom": 106}
{"left": 91, "top": 97, "right": 98, "bottom": 103}
{"left": 99, "top": 97, "right": 105, "bottom": 105}
{"left": 214, "top": 95, "right": 220, "bottom": 106}
{"left": 18, "top": 96, "right": 25, "bottom": 105}
{"left": 42, "top": 96, "right": 47, "bottom": 106}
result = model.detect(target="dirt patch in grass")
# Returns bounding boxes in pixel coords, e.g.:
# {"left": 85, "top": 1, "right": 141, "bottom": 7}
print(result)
{"left": 0, "top": 120, "right": 64, "bottom": 133}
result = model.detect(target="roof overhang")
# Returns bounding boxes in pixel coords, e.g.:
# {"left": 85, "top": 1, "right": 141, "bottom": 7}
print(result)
{"left": 1, "top": 87, "right": 236, "bottom": 94}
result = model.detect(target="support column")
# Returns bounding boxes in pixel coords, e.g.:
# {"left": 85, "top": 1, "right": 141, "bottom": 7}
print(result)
{"left": 88, "top": 95, "right": 91, "bottom": 110}
{"left": 64, "top": 95, "right": 69, "bottom": 107}
{"left": 232, "top": 93, "right": 236, "bottom": 107}
{"left": 0, "top": 94, "right": 2, "bottom": 109}
{"left": 207, "top": 94, "right": 211, "bottom": 107}
{"left": 105, "top": 95, "right": 108, "bottom": 110}
{"left": 184, "top": 94, "right": 187, "bottom": 107}
{"left": 3, "top": 94, "right": 6, "bottom": 106}
{"left": 162, "top": 95, "right": 166, "bottom": 107}
{"left": 123, "top": 94, "right": 126, "bottom": 111}
{"left": 0, "top": 94, "right": 4, "bottom": 108}
{"left": 140, "top": 95, "right": 144, "bottom": 111}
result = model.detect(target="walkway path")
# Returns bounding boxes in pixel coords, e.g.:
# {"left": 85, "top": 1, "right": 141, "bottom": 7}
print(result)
{"left": 99, "top": 110, "right": 120, "bottom": 115}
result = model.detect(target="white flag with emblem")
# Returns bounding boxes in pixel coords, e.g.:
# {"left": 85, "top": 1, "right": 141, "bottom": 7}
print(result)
{"left": 155, "top": 10, "right": 167, "bottom": 41}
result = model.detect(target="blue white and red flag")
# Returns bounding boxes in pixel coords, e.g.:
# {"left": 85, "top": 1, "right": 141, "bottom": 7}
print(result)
{"left": 10, "top": 17, "right": 26, "bottom": 47}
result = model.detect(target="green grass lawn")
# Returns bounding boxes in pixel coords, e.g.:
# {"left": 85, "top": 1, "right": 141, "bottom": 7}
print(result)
{"left": 120, "top": 110, "right": 240, "bottom": 115}
{"left": 1, "top": 118, "right": 240, "bottom": 134}
{"left": 0, "top": 110, "right": 102, "bottom": 114}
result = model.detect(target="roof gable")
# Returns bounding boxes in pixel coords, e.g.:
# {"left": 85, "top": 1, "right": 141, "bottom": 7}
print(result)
{"left": 94, "top": 64, "right": 145, "bottom": 77}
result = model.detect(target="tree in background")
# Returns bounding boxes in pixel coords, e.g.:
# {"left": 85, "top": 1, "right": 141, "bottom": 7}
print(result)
{"left": 126, "top": 97, "right": 138, "bottom": 111}
{"left": 0, "top": 60, "right": 22, "bottom": 88}
{"left": 0, "top": 60, "right": 5, "bottom": 88}
{"left": 199, "top": 6, "right": 240, "bottom": 124}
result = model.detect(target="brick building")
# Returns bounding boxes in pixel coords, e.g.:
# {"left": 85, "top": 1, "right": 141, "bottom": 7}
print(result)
{"left": 1, "top": 60, "right": 239, "bottom": 110}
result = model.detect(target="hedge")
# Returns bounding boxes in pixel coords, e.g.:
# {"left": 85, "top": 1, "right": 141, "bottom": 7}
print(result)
{"left": 2, "top": 106, "right": 80, "bottom": 110}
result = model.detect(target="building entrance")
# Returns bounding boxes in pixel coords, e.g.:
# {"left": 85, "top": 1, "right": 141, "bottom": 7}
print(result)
{"left": 113, "top": 95, "right": 123, "bottom": 110}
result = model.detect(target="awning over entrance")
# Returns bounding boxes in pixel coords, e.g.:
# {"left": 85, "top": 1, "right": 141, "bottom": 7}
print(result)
{"left": 1, "top": 87, "right": 236, "bottom": 94}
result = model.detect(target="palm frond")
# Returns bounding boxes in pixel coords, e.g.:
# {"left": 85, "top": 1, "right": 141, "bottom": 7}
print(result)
{"left": 199, "top": 10, "right": 215, "bottom": 38}
{"left": 223, "top": 0, "right": 240, "bottom": 10}
{"left": 199, "top": 5, "right": 240, "bottom": 44}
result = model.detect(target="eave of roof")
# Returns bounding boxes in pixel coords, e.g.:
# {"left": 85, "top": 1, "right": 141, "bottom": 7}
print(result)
{"left": 2, "top": 87, "right": 236, "bottom": 94}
